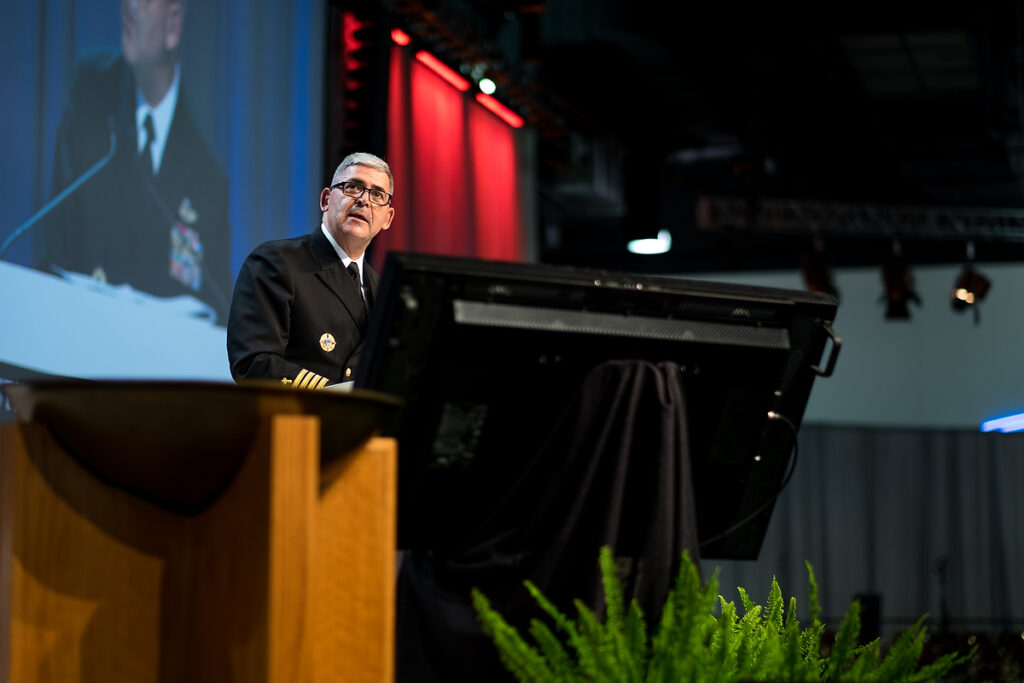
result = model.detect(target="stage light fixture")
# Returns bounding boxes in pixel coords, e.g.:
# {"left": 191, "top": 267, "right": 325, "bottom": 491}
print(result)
{"left": 951, "top": 241, "right": 990, "bottom": 324}
{"left": 880, "top": 240, "right": 921, "bottom": 320}
{"left": 951, "top": 267, "right": 990, "bottom": 308}
{"left": 415, "top": 50, "right": 470, "bottom": 91}
{"left": 390, "top": 28, "right": 411, "bottom": 46}
{"left": 627, "top": 229, "right": 672, "bottom": 255}
{"left": 474, "top": 92, "right": 524, "bottom": 128}
{"left": 470, "top": 62, "right": 488, "bottom": 80}
{"left": 801, "top": 236, "right": 839, "bottom": 299}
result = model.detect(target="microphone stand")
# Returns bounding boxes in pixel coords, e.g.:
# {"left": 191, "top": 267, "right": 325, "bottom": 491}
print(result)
{"left": 0, "top": 128, "right": 118, "bottom": 260}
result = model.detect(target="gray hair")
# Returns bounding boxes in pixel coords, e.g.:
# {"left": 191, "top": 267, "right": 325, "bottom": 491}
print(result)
{"left": 332, "top": 153, "right": 394, "bottom": 194}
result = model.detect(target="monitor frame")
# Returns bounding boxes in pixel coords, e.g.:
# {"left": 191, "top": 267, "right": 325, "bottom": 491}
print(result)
{"left": 355, "top": 252, "right": 840, "bottom": 559}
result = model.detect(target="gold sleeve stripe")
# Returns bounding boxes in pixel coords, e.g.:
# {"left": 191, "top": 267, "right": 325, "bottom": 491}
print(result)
{"left": 302, "top": 371, "right": 327, "bottom": 389}
{"left": 289, "top": 368, "right": 330, "bottom": 390}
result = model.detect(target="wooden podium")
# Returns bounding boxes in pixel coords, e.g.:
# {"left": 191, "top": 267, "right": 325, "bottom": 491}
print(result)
{"left": 0, "top": 380, "right": 401, "bottom": 683}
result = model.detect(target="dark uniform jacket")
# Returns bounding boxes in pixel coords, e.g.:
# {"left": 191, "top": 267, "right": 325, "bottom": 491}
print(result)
{"left": 226, "top": 227, "right": 378, "bottom": 388}
{"left": 35, "top": 50, "right": 232, "bottom": 322}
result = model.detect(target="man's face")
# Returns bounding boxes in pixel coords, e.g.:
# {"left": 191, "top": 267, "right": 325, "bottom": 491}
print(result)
{"left": 121, "top": 0, "right": 181, "bottom": 69}
{"left": 320, "top": 164, "right": 395, "bottom": 256}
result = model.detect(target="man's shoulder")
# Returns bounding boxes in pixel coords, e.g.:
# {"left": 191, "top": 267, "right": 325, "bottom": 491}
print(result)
{"left": 246, "top": 231, "right": 319, "bottom": 265}
{"left": 70, "top": 49, "right": 128, "bottom": 91}
{"left": 160, "top": 101, "right": 228, "bottom": 190}
{"left": 255, "top": 231, "right": 316, "bottom": 250}
{"left": 60, "top": 49, "right": 131, "bottom": 122}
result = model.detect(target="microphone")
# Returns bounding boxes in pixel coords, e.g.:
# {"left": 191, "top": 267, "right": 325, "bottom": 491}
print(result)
{"left": 0, "top": 119, "right": 118, "bottom": 260}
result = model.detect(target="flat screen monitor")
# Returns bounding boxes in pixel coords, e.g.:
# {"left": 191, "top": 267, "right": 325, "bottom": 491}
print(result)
{"left": 355, "top": 252, "right": 840, "bottom": 559}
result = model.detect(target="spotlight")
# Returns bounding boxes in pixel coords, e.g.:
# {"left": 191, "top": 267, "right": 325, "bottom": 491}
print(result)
{"left": 478, "top": 77, "right": 496, "bottom": 95}
{"left": 880, "top": 240, "right": 920, "bottom": 320}
{"left": 627, "top": 229, "right": 672, "bottom": 255}
{"left": 951, "top": 242, "right": 990, "bottom": 324}
{"left": 952, "top": 267, "right": 990, "bottom": 309}
{"left": 390, "top": 28, "right": 411, "bottom": 46}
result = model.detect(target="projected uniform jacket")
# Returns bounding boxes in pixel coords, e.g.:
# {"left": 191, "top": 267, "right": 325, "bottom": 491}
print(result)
{"left": 226, "top": 228, "right": 379, "bottom": 388}
{"left": 35, "top": 50, "right": 231, "bottom": 322}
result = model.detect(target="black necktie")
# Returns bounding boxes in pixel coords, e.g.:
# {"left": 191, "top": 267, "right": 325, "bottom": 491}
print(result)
{"left": 347, "top": 261, "right": 367, "bottom": 325}
{"left": 141, "top": 113, "right": 156, "bottom": 176}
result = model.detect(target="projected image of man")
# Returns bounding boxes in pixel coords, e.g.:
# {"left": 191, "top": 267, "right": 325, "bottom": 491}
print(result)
{"left": 35, "top": 0, "right": 231, "bottom": 321}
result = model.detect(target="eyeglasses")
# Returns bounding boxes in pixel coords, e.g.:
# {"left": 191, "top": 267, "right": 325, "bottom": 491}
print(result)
{"left": 331, "top": 181, "right": 393, "bottom": 206}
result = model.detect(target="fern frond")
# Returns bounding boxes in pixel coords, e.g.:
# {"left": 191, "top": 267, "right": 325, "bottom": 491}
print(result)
{"left": 704, "top": 606, "right": 738, "bottom": 682}
{"left": 766, "top": 576, "right": 785, "bottom": 634}
{"left": 843, "top": 639, "right": 880, "bottom": 680}
{"left": 799, "top": 621, "right": 826, "bottom": 679}
{"left": 528, "top": 617, "right": 577, "bottom": 681}
{"left": 573, "top": 599, "right": 622, "bottom": 682}
{"left": 785, "top": 595, "right": 799, "bottom": 632}
{"left": 751, "top": 625, "right": 783, "bottom": 680}
{"left": 599, "top": 547, "right": 625, "bottom": 627}
{"left": 825, "top": 598, "right": 862, "bottom": 680}
{"left": 907, "top": 644, "right": 977, "bottom": 682}
{"left": 570, "top": 600, "right": 602, "bottom": 677}
{"left": 738, "top": 586, "right": 756, "bottom": 614}
{"left": 525, "top": 580, "right": 579, "bottom": 641}
{"left": 651, "top": 551, "right": 708, "bottom": 660}
{"left": 805, "top": 560, "right": 822, "bottom": 627}
{"left": 773, "top": 596, "right": 811, "bottom": 681}
{"left": 622, "top": 600, "right": 649, "bottom": 682}
{"left": 734, "top": 601, "right": 765, "bottom": 677}
{"left": 649, "top": 554, "right": 721, "bottom": 682}
{"left": 873, "top": 617, "right": 928, "bottom": 680}
{"left": 624, "top": 600, "right": 648, "bottom": 661}
{"left": 473, "top": 587, "right": 557, "bottom": 682}
{"left": 595, "top": 548, "right": 647, "bottom": 682}
{"left": 780, "top": 613, "right": 807, "bottom": 681}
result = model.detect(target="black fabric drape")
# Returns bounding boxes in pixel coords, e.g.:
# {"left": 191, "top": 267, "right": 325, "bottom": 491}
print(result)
{"left": 396, "top": 359, "right": 700, "bottom": 681}
{"left": 707, "top": 424, "right": 1024, "bottom": 638}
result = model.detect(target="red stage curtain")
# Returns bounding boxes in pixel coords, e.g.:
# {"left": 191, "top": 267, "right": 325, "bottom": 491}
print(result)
{"left": 375, "top": 44, "right": 523, "bottom": 272}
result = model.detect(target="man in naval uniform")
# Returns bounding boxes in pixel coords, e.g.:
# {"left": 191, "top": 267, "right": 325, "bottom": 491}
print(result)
{"left": 35, "top": 0, "right": 231, "bottom": 322}
{"left": 226, "top": 153, "right": 394, "bottom": 388}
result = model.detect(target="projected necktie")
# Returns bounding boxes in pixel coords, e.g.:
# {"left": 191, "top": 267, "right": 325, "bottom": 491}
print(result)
{"left": 141, "top": 114, "right": 156, "bottom": 176}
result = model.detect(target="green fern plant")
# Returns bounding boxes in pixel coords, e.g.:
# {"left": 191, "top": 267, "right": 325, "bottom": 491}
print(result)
{"left": 472, "top": 547, "right": 975, "bottom": 682}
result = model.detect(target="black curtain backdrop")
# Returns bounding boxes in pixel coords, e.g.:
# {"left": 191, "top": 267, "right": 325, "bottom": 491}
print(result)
{"left": 706, "top": 423, "right": 1024, "bottom": 637}
{"left": 396, "top": 360, "right": 701, "bottom": 682}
